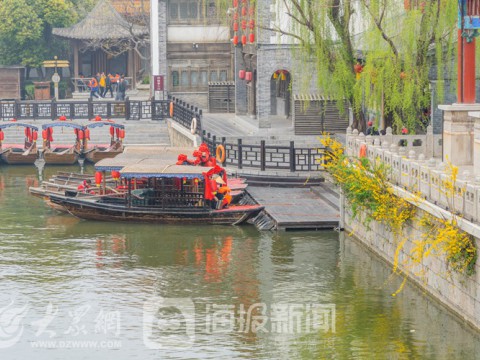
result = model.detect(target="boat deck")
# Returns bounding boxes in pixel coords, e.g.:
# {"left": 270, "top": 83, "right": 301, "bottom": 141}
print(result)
{"left": 247, "top": 183, "right": 340, "bottom": 231}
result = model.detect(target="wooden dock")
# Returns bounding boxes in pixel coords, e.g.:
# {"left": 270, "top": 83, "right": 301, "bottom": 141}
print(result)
{"left": 247, "top": 183, "right": 340, "bottom": 230}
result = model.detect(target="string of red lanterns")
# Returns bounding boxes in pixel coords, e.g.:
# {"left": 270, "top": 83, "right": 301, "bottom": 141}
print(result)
{"left": 231, "top": 0, "right": 255, "bottom": 46}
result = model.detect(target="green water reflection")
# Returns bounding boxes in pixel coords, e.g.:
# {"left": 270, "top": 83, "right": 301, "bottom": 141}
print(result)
{"left": 0, "top": 166, "right": 478, "bottom": 359}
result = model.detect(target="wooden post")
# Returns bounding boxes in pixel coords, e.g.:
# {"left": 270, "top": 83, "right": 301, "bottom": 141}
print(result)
{"left": 260, "top": 140, "right": 266, "bottom": 171}
{"left": 290, "top": 141, "right": 295, "bottom": 172}
{"left": 238, "top": 138, "right": 243, "bottom": 169}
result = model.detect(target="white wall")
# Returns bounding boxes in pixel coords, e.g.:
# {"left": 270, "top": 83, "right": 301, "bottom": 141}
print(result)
{"left": 168, "top": 25, "right": 229, "bottom": 42}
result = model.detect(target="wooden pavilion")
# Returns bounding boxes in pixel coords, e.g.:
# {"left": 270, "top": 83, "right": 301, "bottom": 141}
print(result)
{"left": 52, "top": 0, "right": 148, "bottom": 87}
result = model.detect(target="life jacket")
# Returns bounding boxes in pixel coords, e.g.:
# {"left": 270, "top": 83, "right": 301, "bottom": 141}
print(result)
{"left": 99, "top": 76, "right": 106, "bottom": 87}
{"left": 89, "top": 78, "right": 98, "bottom": 88}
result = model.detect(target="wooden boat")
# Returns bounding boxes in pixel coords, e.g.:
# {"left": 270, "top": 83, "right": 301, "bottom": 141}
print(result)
{"left": 42, "top": 122, "right": 85, "bottom": 165}
{"left": 0, "top": 123, "right": 39, "bottom": 165}
{"left": 83, "top": 121, "right": 124, "bottom": 163}
{"left": 48, "top": 161, "right": 263, "bottom": 225}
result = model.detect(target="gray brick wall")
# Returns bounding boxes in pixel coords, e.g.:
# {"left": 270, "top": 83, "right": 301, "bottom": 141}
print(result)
{"left": 234, "top": 48, "right": 248, "bottom": 115}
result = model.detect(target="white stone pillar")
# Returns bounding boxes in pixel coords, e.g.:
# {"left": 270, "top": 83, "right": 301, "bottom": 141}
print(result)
{"left": 150, "top": 0, "right": 160, "bottom": 99}
{"left": 439, "top": 104, "right": 480, "bottom": 167}
{"left": 467, "top": 111, "right": 480, "bottom": 176}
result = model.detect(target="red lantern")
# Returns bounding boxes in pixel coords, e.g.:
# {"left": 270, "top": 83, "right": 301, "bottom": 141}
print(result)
{"left": 233, "top": 0, "right": 238, "bottom": 7}
{"left": 233, "top": 12, "right": 238, "bottom": 20}
{"left": 42, "top": 129, "right": 47, "bottom": 140}
{"left": 241, "top": 35, "right": 247, "bottom": 45}
{"left": 241, "top": 6, "right": 247, "bottom": 16}
{"left": 249, "top": 33, "right": 255, "bottom": 43}
{"left": 111, "top": 170, "right": 120, "bottom": 180}
{"left": 95, "top": 115, "right": 102, "bottom": 121}
{"left": 119, "top": 129, "right": 125, "bottom": 139}
{"left": 241, "top": 20, "right": 247, "bottom": 30}
{"left": 24, "top": 127, "right": 30, "bottom": 138}
{"left": 115, "top": 127, "right": 120, "bottom": 138}
{"left": 245, "top": 71, "right": 253, "bottom": 81}
{"left": 249, "top": 7, "right": 255, "bottom": 16}
{"left": 47, "top": 127, "right": 53, "bottom": 142}
{"left": 232, "top": 35, "right": 239, "bottom": 45}
{"left": 95, "top": 171, "right": 102, "bottom": 187}
{"left": 59, "top": 115, "right": 67, "bottom": 121}
{"left": 78, "top": 130, "right": 84, "bottom": 140}
{"left": 85, "top": 128, "right": 90, "bottom": 140}
{"left": 239, "top": 70, "right": 246, "bottom": 79}
{"left": 32, "top": 131, "right": 38, "bottom": 142}
{"left": 0, "top": 131, "right": 4, "bottom": 141}
{"left": 249, "top": 19, "right": 255, "bottom": 29}
{"left": 233, "top": 22, "right": 238, "bottom": 31}
{"left": 109, "top": 126, "right": 115, "bottom": 137}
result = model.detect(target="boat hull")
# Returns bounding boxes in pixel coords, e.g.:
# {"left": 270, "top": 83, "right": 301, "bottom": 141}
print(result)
{"left": 43, "top": 148, "right": 79, "bottom": 165}
{"left": 84, "top": 149, "right": 123, "bottom": 163}
{"left": 50, "top": 195, "right": 263, "bottom": 225}
{"left": 1, "top": 148, "right": 38, "bottom": 165}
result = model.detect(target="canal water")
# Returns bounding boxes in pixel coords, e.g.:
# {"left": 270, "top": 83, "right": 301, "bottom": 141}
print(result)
{"left": 0, "top": 165, "right": 479, "bottom": 359}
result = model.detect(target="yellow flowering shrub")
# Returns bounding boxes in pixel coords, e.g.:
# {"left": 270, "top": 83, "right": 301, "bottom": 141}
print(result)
{"left": 320, "top": 134, "right": 477, "bottom": 277}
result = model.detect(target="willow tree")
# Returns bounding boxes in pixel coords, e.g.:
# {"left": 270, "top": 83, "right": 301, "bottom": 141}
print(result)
{"left": 264, "top": 0, "right": 457, "bottom": 133}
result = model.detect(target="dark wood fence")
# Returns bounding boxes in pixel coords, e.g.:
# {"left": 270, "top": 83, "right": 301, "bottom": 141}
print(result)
{"left": 169, "top": 96, "right": 203, "bottom": 135}
{"left": 202, "top": 131, "right": 325, "bottom": 172}
{"left": 0, "top": 98, "right": 170, "bottom": 121}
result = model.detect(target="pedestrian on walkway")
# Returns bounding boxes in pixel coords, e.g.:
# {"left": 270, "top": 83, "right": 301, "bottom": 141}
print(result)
{"left": 105, "top": 73, "right": 113, "bottom": 98}
{"left": 88, "top": 76, "right": 100, "bottom": 99}
{"left": 116, "top": 75, "right": 128, "bottom": 101}
{"left": 99, "top": 72, "right": 106, "bottom": 98}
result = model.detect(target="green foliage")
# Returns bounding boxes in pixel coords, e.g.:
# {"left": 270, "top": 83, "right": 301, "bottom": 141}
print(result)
{"left": 0, "top": 0, "right": 91, "bottom": 69}
{"left": 141, "top": 76, "right": 150, "bottom": 85}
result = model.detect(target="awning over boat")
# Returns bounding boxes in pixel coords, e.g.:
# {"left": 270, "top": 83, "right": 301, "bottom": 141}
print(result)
{"left": 42, "top": 122, "right": 85, "bottom": 130}
{"left": 86, "top": 121, "right": 124, "bottom": 129}
{"left": 120, "top": 159, "right": 213, "bottom": 179}
{"left": 0, "top": 123, "right": 38, "bottom": 130}
{"left": 95, "top": 155, "right": 148, "bottom": 172}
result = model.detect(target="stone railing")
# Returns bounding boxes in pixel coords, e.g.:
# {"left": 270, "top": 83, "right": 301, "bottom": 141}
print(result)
{"left": 346, "top": 126, "right": 480, "bottom": 223}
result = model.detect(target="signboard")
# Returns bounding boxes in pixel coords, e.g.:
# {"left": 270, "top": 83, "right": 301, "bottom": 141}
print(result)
{"left": 43, "top": 60, "right": 69, "bottom": 68}
{"left": 154, "top": 75, "right": 164, "bottom": 91}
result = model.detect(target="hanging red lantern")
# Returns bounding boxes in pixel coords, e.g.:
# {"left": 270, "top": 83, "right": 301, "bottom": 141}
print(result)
{"left": 239, "top": 70, "right": 246, "bottom": 79}
{"left": 233, "top": 0, "right": 238, "bottom": 7}
{"left": 241, "top": 7, "right": 247, "bottom": 16}
{"left": 0, "top": 131, "right": 4, "bottom": 141}
{"left": 245, "top": 71, "right": 253, "bottom": 81}
{"left": 233, "top": 22, "right": 239, "bottom": 31}
{"left": 241, "top": 35, "right": 247, "bottom": 45}
{"left": 95, "top": 171, "right": 103, "bottom": 187}
{"left": 233, "top": 12, "right": 238, "bottom": 20}
{"left": 241, "top": 20, "right": 247, "bottom": 30}
{"left": 78, "top": 130, "right": 84, "bottom": 140}
{"left": 232, "top": 35, "right": 239, "bottom": 45}
{"left": 47, "top": 127, "right": 53, "bottom": 142}
{"left": 24, "top": 127, "right": 31, "bottom": 139}
{"left": 249, "top": 7, "right": 255, "bottom": 16}
{"left": 249, "top": 19, "right": 255, "bottom": 29}
{"left": 32, "top": 131, "right": 38, "bottom": 142}
{"left": 249, "top": 33, "right": 255, "bottom": 43}
{"left": 85, "top": 128, "right": 90, "bottom": 140}
{"left": 109, "top": 126, "right": 115, "bottom": 137}
{"left": 115, "top": 127, "right": 120, "bottom": 138}
{"left": 59, "top": 115, "right": 67, "bottom": 121}
{"left": 111, "top": 170, "right": 121, "bottom": 180}
{"left": 119, "top": 129, "right": 125, "bottom": 139}
{"left": 95, "top": 115, "right": 102, "bottom": 121}
{"left": 42, "top": 129, "right": 47, "bottom": 140}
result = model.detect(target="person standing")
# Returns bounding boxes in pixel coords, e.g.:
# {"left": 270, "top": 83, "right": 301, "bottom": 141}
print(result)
{"left": 116, "top": 75, "right": 128, "bottom": 101}
{"left": 99, "top": 72, "right": 106, "bottom": 98}
{"left": 105, "top": 73, "right": 113, "bottom": 98}
{"left": 88, "top": 76, "right": 99, "bottom": 99}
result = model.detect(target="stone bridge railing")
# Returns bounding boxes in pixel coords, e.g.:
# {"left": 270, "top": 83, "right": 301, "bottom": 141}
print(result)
{"left": 346, "top": 126, "right": 480, "bottom": 223}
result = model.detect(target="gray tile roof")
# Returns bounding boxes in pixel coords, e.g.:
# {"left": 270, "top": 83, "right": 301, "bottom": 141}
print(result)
{"left": 52, "top": 0, "right": 148, "bottom": 40}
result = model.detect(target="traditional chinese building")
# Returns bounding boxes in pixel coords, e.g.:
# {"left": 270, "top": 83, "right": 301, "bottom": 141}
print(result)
{"left": 52, "top": 0, "right": 148, "bottom": 88}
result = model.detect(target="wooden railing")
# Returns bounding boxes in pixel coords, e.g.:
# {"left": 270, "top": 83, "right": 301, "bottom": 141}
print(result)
{"left": 0, "top": 98, "right": 169, "bottom": 121}
{"left": 168, "top": 96, "right": 203, "bottom": 134}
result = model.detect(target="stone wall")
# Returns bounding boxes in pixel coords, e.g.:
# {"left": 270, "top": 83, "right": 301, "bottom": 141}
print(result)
{"left": 342, "top": 199, "right": 480, "bottom": 329}
{"left": 167, "top": 119, "right": 200, "bottom": 148}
